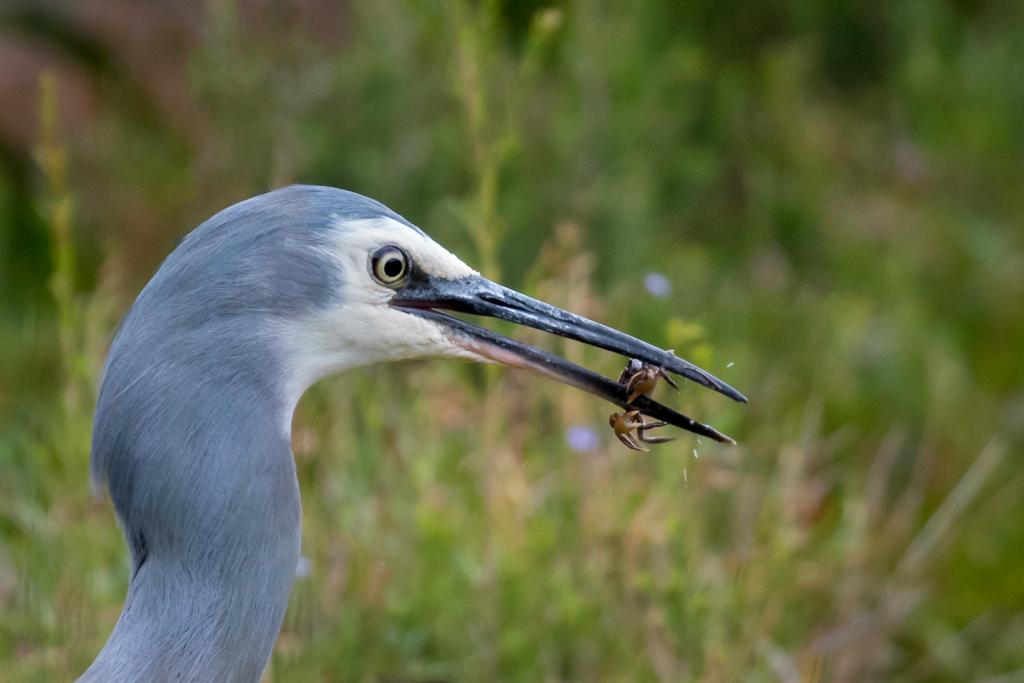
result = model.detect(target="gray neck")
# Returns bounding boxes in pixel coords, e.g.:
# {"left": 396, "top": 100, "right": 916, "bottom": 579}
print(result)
{"left": 82, "top": 340, "right": 302, "bottom": 682}
{"left": 79, "top": 491, "right": 300, "bottom": 682}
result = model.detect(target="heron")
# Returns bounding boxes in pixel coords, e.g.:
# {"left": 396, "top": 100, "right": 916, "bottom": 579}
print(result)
{"left": 79, "top": 185, "right": 745, "bottom": 681}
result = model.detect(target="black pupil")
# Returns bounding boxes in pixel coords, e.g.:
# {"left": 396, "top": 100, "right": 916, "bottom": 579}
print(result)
{"left": 382, "top": 256, "right": 403, "bottom": 279}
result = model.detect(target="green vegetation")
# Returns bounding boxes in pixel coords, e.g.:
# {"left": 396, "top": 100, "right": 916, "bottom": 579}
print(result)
{"left": 2, "top": 2, "right": 1023, "bottom": 680}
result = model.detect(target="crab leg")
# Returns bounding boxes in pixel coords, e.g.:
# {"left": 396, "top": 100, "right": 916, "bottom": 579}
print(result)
{"left": 616, "top": 431, "right": 648, "bottom": 452}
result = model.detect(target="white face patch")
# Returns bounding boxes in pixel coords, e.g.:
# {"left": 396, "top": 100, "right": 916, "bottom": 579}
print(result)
{"left": 330, "top": 216, "right": 476, "bottom": 285}
{"left": 276, "top": 216, "right": 483, "bottom": 410}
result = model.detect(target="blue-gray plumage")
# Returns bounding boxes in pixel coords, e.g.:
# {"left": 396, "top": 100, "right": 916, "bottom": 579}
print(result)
{"left": 81, "top": 185, "right": 745, "bottom": 682}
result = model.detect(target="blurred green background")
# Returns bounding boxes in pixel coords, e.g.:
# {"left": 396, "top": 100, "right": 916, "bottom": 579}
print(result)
{"left": 1, "top": 1, "right": 1023, "bottom": 681}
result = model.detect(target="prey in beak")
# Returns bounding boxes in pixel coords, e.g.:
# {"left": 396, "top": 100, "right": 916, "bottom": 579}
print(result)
{"left": 390, "top": 268, "right": 746, "bottom": 445}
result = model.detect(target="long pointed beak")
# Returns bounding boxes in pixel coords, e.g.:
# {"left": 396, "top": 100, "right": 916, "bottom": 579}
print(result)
{"left": 391, "top": 273, "right": 745, "bottom": 444}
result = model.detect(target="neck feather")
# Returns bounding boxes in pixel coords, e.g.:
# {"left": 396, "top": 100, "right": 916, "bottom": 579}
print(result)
{"left": 79, "top": 510, "right": 299, "bottom": 682}
{"left": 83, "top": 347, "right": 302, "bottom": 682}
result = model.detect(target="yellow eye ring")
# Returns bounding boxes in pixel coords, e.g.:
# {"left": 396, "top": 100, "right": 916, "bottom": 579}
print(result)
{"left": 370, "top": 245, "right": 410, "bottom": 287}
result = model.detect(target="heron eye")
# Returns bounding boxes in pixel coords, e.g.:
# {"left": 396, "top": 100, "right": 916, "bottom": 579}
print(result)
{"left": 370, "top": 246, "right": 410, "bottom": 286}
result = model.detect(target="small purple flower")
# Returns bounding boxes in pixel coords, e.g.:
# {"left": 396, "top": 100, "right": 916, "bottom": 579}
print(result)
{"left": 643, "top": 272, "right": 671, "bottom": 298}
{"left": 566, "top": 425, "right": 600, "bottom": 452}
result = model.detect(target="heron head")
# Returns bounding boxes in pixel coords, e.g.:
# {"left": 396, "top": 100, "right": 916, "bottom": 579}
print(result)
{"left": 106, "top": 186, "right": 741, "bottom": 446}
{"left": 265, "top": 186, "right": 744, "bottom": 442}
